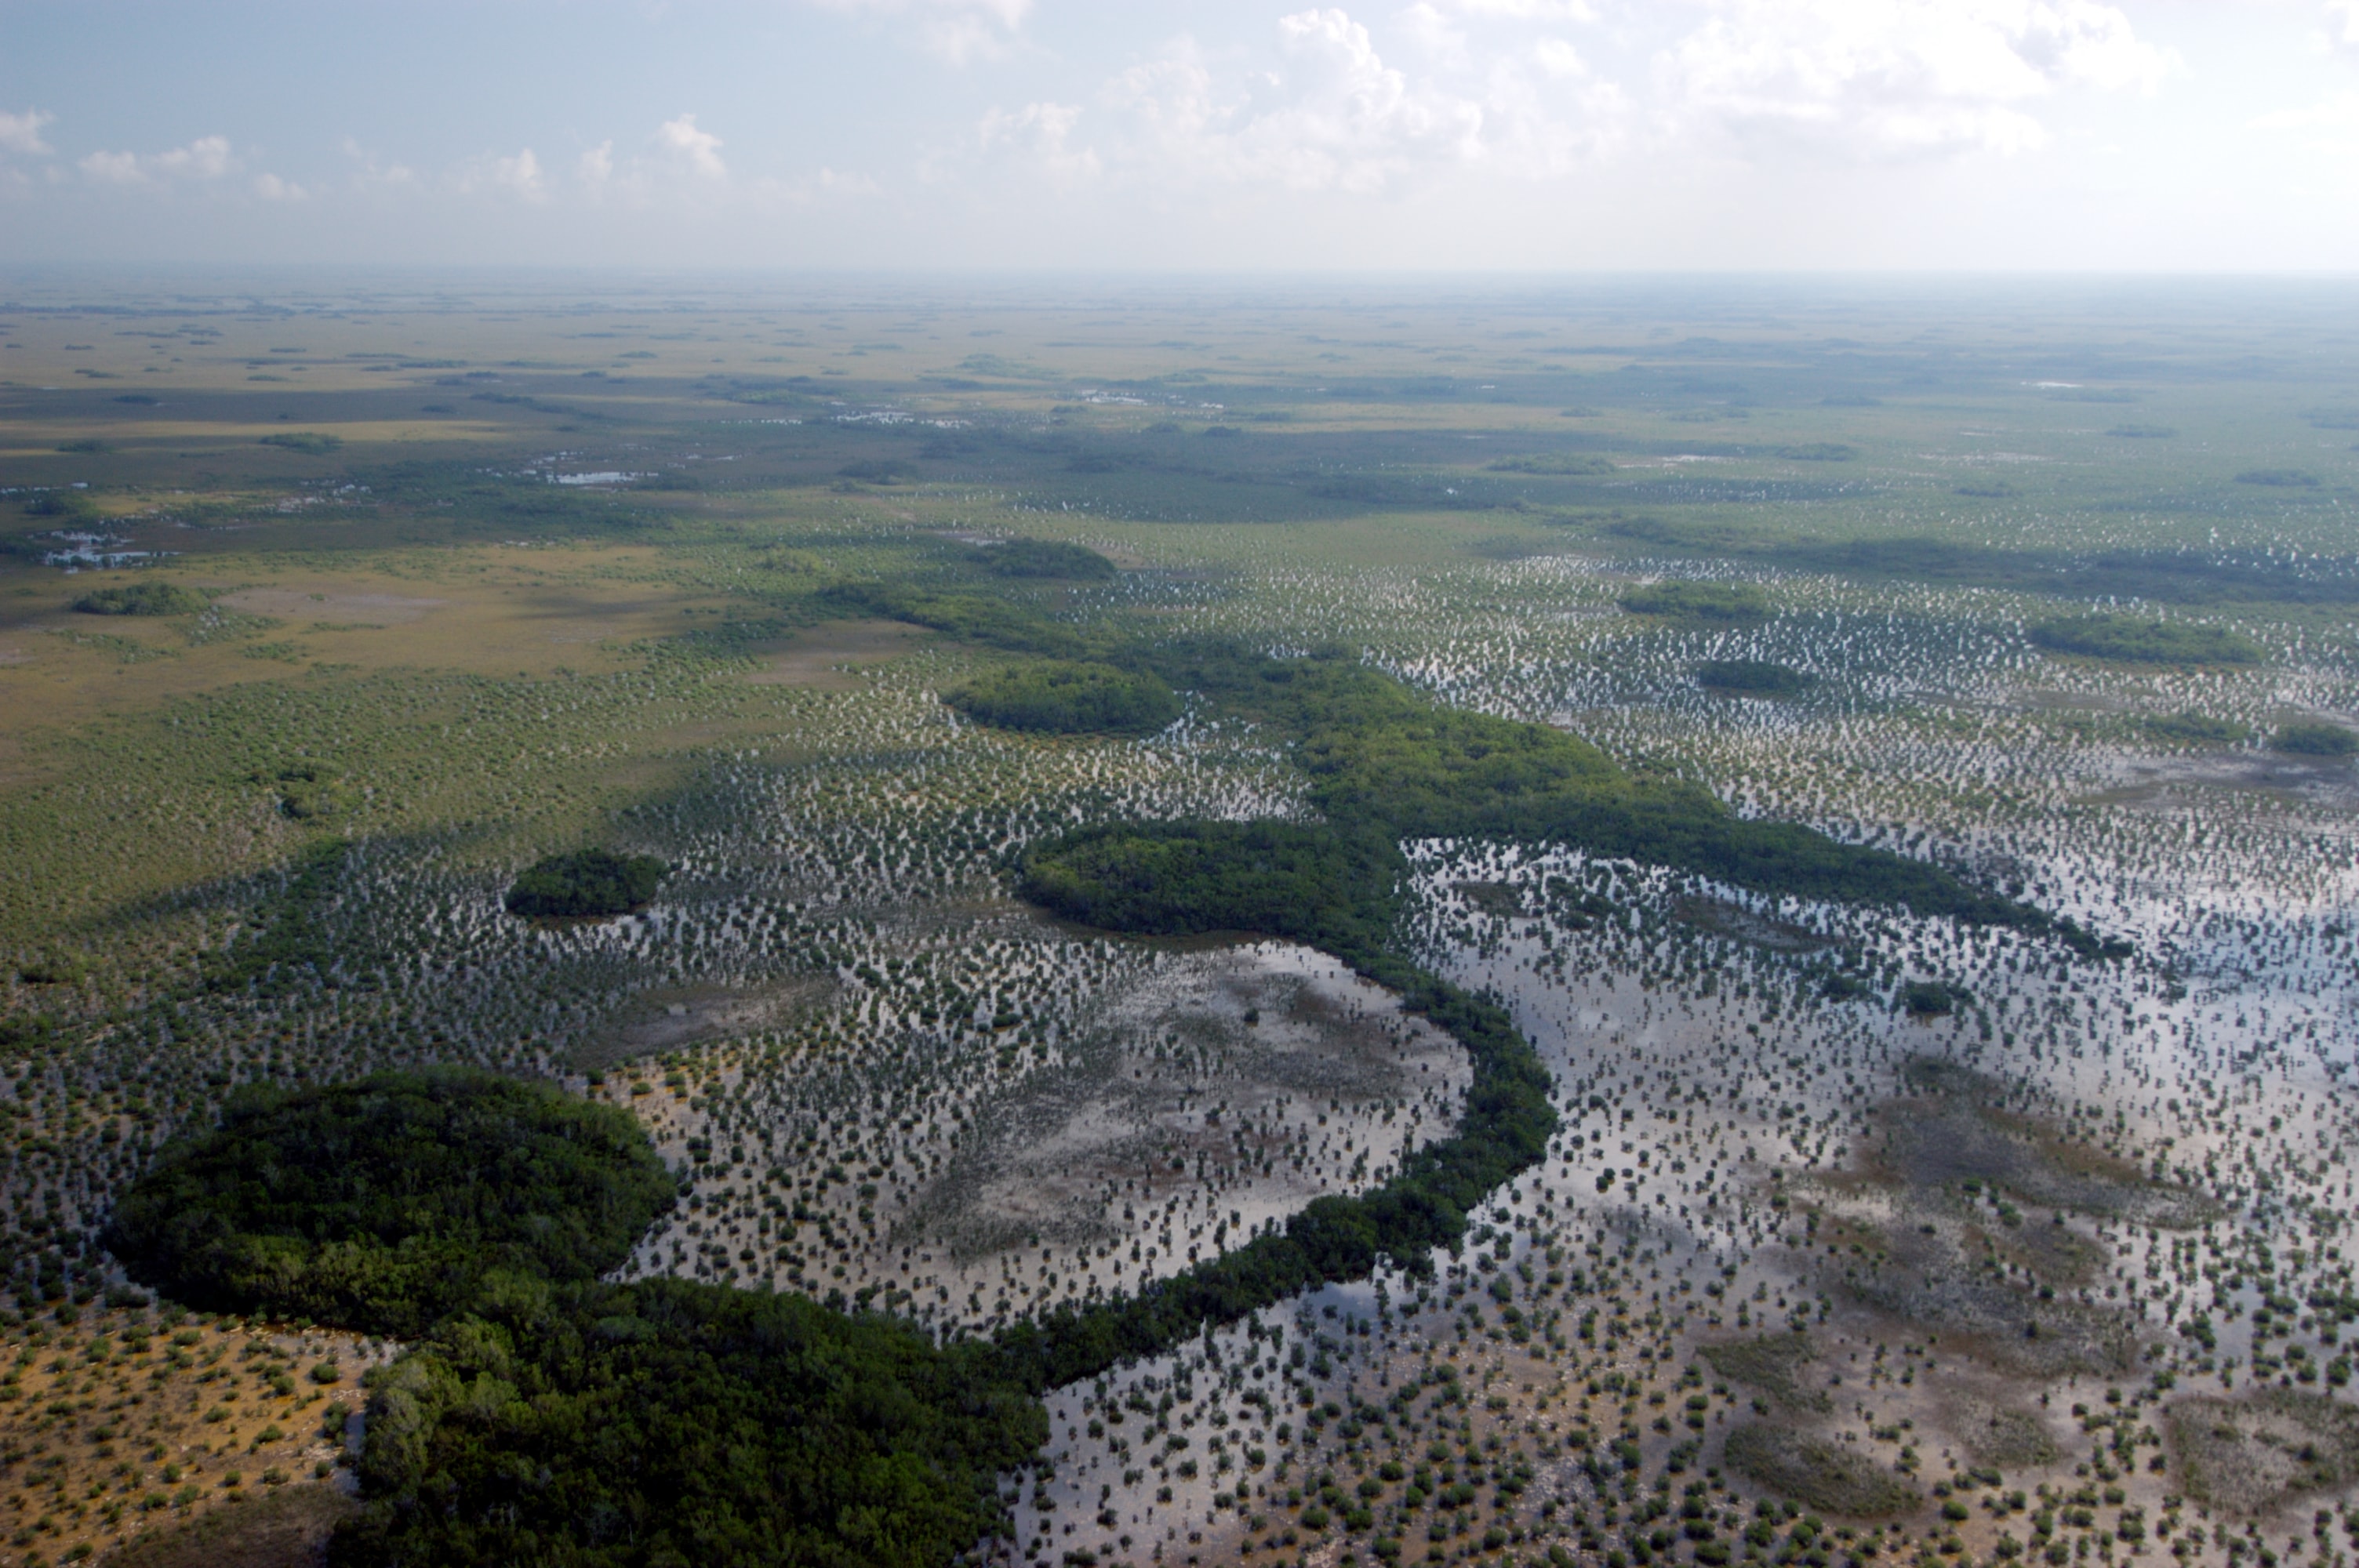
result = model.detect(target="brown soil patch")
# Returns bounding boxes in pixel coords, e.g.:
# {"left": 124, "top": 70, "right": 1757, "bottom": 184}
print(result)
{"left": 0, "top": 1301, "right": 382, "bottom": 1568}
{"left": 213, "top": 588, "right": 445, "bottom": 624}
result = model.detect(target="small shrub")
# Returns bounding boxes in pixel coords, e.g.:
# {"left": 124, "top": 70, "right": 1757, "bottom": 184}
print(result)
{"left": 71, "top": 581, "right": 206, "bottom": 617}
{"left": 258, "top": 431, "right": 343, "bottom": 455}
{"left": 2276, "top": 722, "right": 2356, "bottom": 757}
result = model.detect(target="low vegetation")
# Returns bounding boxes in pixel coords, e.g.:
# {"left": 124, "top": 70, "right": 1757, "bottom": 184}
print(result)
{"left": 71, "top": 581, "right": 207, "bottom": 616}
{"left": 2029, "top": 614, "right": 2262, "bottom": 666}
{"left": 1722, "top": 1424, "right": 1921, "bottom": 1516}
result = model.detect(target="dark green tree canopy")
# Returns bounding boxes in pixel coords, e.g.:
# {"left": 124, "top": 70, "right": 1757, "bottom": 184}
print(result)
{"left": 71, "top": 580, "right": 207, "bottom": 616}
{"left": 2030, "top": 614, "right": 2260, "bottom": 666}
{"left": 104, "top": 1067, "right": 675, "bottom": 1338}
{"left": 336, "top": 1279, "right": 1043, "bottom": 1568}
{"left": 948, "top": 659, "right": 1181, "bottom": 736}
{"left": 506, "top": 849, "right": 668, "bottom": 918}
{"left": 971, "top": 538, "right": 1118, "bottom": 579}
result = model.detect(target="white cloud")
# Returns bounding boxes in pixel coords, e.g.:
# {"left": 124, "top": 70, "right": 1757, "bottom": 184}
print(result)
{"left": 456, "top": 147, "right": 547, "bottom": 201}
{"left": 805, "top": 0, "right": 1032, "bottom": 63}
{"left": 978, "top": 100, "right": 1098, "bottom": 181}
{"left": 978, "top": 6, "right": 1624, "bottom": 196}
{"left": 1089, "top": 9, "right": 1488, "bottom": 194}
{"left": 2253, "top": 88, "right": 2359, "bottom": 157}
{"left": 1532, "top": 38, "right": 1588, "bottom": 78}
{"left": 1659, "top": 0, "right": 2175, "bottom": 158}
{"left": 656, "top": 114, "right": 727, "bottom": 178}
{"left": 253, "top": 172, "right": 307, "bottom": 201}
{"left": 579, "top": 140, "right": 616, "bottom": 187}
{"left": 0, "top": 108, "right": 54, "bottom": 157}
{"left": 2326, "top": 1, "right": 2359, "bottom": 64}
{"left": 81, "top": 134, "right": 238, "bottom": 185}
{"left": 79, "top": 150, "right": 144, "bottom": 184}
{"left": 152, "top": 135, "right": 234, "bottom": 179}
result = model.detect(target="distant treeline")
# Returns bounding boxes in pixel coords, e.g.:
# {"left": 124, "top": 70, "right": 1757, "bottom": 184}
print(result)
{"left": 1598, "top": 515, "right": 2359, "bottom": 609}
{"left": 835, "top": 566, "right": 2054, "bottom": 935}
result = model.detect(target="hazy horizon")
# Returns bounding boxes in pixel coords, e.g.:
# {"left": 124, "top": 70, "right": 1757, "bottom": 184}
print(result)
{"left": 5, "top": 0, "right": 2359, "bottom": 272}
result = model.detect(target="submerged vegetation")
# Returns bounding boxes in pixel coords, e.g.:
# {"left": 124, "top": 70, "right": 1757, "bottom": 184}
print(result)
{"left": 2, "top": 281, "right": 2354, "bottom": 1568}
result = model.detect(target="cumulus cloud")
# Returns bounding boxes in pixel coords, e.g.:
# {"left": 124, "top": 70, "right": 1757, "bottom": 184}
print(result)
{"left": 456, "top": 147, "right": 547, "bottom": 201}
{"left": 805, "top": 0, "right": 1032, "bottom": 63}
{"left": 975, "top": 5, "right": 1624, "bottom": 195}
{"left": 656, "top": 114, "right": 727, "bottom": 178}
{"left": 80, "top": 133, "right": 237, "bottom": 183}
{"left": 0, "top": 108, "right": 54, "bottom": 157}
{"left": 253, "top": 172, "right": 307, "bottom": 201}
{"left": 2326, "top": 1, "right": 2359, "bottom": 63}
{"left": 1659, "top": 0, "right": 2175, "bottom": 158}
{"left": 978, "top": 100, "right": 1098, "bottom": 182}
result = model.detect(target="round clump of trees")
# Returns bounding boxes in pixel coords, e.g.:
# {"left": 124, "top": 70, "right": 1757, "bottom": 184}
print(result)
{"left": 505, "top": 849, "right": 669, "bottom": 918}
{"left": 104, "top": 1066, "right": 676, "bottom": 1337}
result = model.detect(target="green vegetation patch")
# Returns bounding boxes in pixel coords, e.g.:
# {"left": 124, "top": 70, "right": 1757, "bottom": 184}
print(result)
{"left": 505, "top": 849, "right": 669, "bottom": 919}
{"left": 1487, "top": 455, "right": 1616, "bottom": 476}
{"left": 103, "top": 1067, "right": 675, "bottom": 1338}
{"left": 1618, "top": 582, "right": 1772, "bottom": 624}
{"left": 947, "top": 660, "right": 1181, "bottom": 736}
{"left": 2167, "top": 1392, "right": 2359, "bottom": 1516}
{"left": 71, "top": 580, "right": 208, "bottom": 617}
{"left": 1696, "top": 659, "right": 1815, "bottom": 697}
{"left": 1721, "top": 1424, "right": 1920, "bottom": 1517}
{"left": 2273, "top": 721, "right": 2356, "bottom": 757}
{"left": 1772, "top": 443, "right": 1856, "bottom": 462}
{"left": 2029, "top": 615, "right": 2261, "bottom": 666}
{"left": 1699, "top": 1334, "right": 1830, "bottom": 1413}
{"left": 2235, "top": 468, "right": 2321, "bottom": 488}
{"left": 258, "top": 432, "right": 344, "bottom": 456}
{"left": 972, "top": 538, "right": 1118, "bottom": 580}
{"left": 336, "top": 1279, "right": 1041, "bottom": 1568}
{"left": 2143, "top": 713, "right": 2250, "bottom": 748}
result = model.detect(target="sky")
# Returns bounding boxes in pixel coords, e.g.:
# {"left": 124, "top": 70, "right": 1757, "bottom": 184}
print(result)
{"left": 1, "top": 0, "right": 2356, "bottom": 271}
